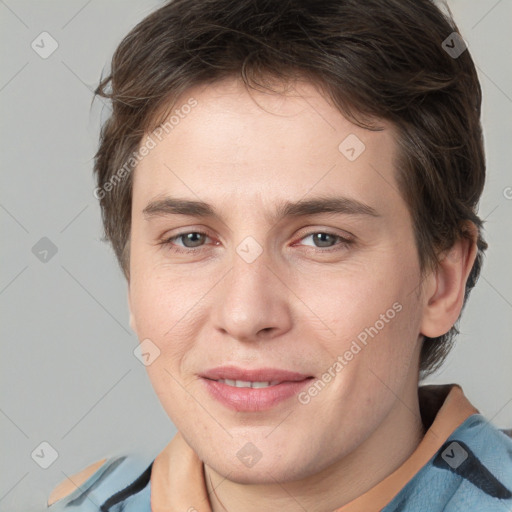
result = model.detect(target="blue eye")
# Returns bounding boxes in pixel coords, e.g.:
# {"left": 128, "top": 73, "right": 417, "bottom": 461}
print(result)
{"left": 160, "top": 230, "right": 352, "bottom": 255}
{"left": 175, "top": 232, "right": 208, "bottom": 248}
{"left": 299, "top": 232, "right": 349, "bottom": 249}
{"left": 162, "top": 231, "right": 212, "bottom": 254}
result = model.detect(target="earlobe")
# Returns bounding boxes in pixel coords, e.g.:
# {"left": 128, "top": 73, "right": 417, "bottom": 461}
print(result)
{"left": 127, "top": 289, "right": 137, "bottom": 334}
{"left": 420, "top": 222, "right": 479, "bottom": 338}
{"left": 129, "top": 312, "right": 137, "bottom": 333}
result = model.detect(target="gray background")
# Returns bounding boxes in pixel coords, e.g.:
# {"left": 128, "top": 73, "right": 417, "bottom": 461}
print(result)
{"left": 0, "top": 1, "right": 511, "bottom": 510}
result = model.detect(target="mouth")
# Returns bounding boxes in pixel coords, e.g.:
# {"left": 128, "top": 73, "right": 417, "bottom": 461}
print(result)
{"left": 200, "top": 366, "right": 314, "bottom": 411}
{"left": 213, "top": 379, "right": 281, "bottom": 388}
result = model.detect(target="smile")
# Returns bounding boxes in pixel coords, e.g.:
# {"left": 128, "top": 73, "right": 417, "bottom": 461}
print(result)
{"left": 200, "top": 366, "right": 313, "bottom": 411}
{"left": 214, "top": 379, "right": 281, "bottom": 388}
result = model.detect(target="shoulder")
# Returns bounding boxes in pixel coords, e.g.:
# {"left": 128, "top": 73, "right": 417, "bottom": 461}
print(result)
{"left": 47, "top": 452, "right": 153, "bottom": 511}
{"left": 432, "top": 415, "right": 512, "bottom": 511}
{"left": 385, "top": 415, "right": 512, "bottom": 512}
{"left": 48, "top": 458, "right": 108, "bottom": 505}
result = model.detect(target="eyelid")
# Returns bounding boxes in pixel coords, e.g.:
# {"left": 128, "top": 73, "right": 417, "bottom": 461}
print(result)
{"left": 160, "top": 226, "right": 354, "bottom": 255}
{"left": 291, "top": 226, "right": 355, "bottom": 244}
{"left": 159, "top": 225, "right": 214, "bottom": 240}
{"left": 160, "top": 229, "right": 215, "bottom": 249}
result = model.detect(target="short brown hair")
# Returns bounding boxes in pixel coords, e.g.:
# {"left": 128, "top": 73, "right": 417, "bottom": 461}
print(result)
{"left": 93, "top": 0, "right": 487, "bottom": 376}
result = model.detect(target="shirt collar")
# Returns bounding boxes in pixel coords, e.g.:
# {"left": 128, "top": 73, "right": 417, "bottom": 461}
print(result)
{"left": 150, "top": 384, "right": 479, "bottom": 512}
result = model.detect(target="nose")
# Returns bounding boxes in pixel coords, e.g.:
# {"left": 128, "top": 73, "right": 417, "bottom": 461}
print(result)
{"left": 210, "top": 249, "right": 293, "bottom": 343}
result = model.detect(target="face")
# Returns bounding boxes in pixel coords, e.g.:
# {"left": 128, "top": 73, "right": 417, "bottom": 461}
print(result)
{"left": 128, "top": 77, "right": 427, "bottom": 484}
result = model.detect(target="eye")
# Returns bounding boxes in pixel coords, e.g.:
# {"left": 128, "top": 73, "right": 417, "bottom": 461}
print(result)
{"left": 161, "top": 230, "right": 214, "bottom": 254}
{"left": 295, "top": 231, "right": 353, "bottom": 252}
{"left": 175, "top": 232, "right": 209, "bottom": 248}
{"left": 160, "top": 229, "right": 353, "bottom": 255}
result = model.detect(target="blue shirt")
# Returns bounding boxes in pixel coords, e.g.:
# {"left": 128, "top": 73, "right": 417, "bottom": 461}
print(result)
{"left": 46, "top": 388, "right": 512, "bottom": 511}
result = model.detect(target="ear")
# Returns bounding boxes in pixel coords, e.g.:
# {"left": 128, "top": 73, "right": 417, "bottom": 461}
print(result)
{"left": 420, "top": 222, "right": 479, "bottom": 338}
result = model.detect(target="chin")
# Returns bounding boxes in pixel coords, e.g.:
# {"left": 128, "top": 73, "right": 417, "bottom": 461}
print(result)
{"left": 202, "top": 444, "right": 323, "bottom": 485}
{"left": 211, "top": 460, "right": 306, "bottom": 485}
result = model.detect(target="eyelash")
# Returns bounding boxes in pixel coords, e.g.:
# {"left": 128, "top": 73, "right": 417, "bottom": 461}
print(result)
{"left": 159, "top": 230, "right": 353, "bottom": 255}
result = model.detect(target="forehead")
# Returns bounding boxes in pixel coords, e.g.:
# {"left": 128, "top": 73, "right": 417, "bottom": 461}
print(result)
{"left": 133, "top": 77, "right": 402, "bottom": 218}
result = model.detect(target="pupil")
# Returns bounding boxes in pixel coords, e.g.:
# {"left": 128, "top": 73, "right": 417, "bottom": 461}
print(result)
{"left": 315, "top": 233, "right": 334, "bottom": 247}
{"left": 184, "top": 233, "right": 204, "bottom": 247}
{"left": 181, "top": 233, "right": 335, "bottom": 249}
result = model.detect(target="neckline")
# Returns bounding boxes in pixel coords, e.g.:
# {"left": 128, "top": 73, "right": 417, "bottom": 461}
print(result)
{"left": 149, "top": 384, "right": 479, "bottom": 511}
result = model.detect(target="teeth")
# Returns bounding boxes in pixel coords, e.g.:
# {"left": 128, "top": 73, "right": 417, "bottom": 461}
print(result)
{"left": 217, "top": 379, "right": 280, "bottom": 388}
{"left": 251, "top": 381, "right": 272, "bottom": 388}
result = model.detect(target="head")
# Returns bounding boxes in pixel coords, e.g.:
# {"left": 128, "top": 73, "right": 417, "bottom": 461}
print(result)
{"left": 93, "top": 0, "right": 486, "bottom": 485}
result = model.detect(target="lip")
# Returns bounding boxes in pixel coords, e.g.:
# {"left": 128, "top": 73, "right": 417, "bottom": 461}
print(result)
{"left": 200, "top": 365, "right": 313, "bottom": 412}
{"left": 201, "top": 366, "right": 311, "bottom": 383}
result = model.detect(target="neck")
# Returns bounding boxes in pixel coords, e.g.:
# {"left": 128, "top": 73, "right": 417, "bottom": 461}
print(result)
{"left": 205, "top": 383, "right": 425, "bottom": 512}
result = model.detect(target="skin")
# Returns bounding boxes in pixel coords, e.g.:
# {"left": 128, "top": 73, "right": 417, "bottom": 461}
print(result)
{"left": 127, "top": 77, "right": 477, "bottom": 511}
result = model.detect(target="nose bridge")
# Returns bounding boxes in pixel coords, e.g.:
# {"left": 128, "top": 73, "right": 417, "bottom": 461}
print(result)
{"left": 230, "top": 246, "right": 272, "bottom": 297}
{"left": 226, "top": 246, "right": 275, "bottom": 313}
{"left": 211, "top": 242, "right": 291, "bottom": 340}
{"left": 225, "top": 225, "right": 276, "bottom": 297}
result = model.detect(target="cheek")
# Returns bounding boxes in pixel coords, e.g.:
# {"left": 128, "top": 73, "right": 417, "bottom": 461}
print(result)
{"left": 334, "top": 272, "right": 423, "bottom": 401}
{"left": 307, "top": 250, "right": 422, "bottom": 378}
{"left": 304, "top": 262, "right": 410, "bottom": 340}
{"left": 128, "top": 267, "right": 196, "bottom": 377}
{"left": 130, "top": 258, "right": 201, "bottom": 336}
{"left": 129, "top": 274, "right": 200, "bottom": 425}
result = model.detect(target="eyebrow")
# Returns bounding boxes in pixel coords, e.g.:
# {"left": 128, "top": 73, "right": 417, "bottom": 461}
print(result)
{"left": 143, "top": 195, "right": 380, "bottom": 223}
